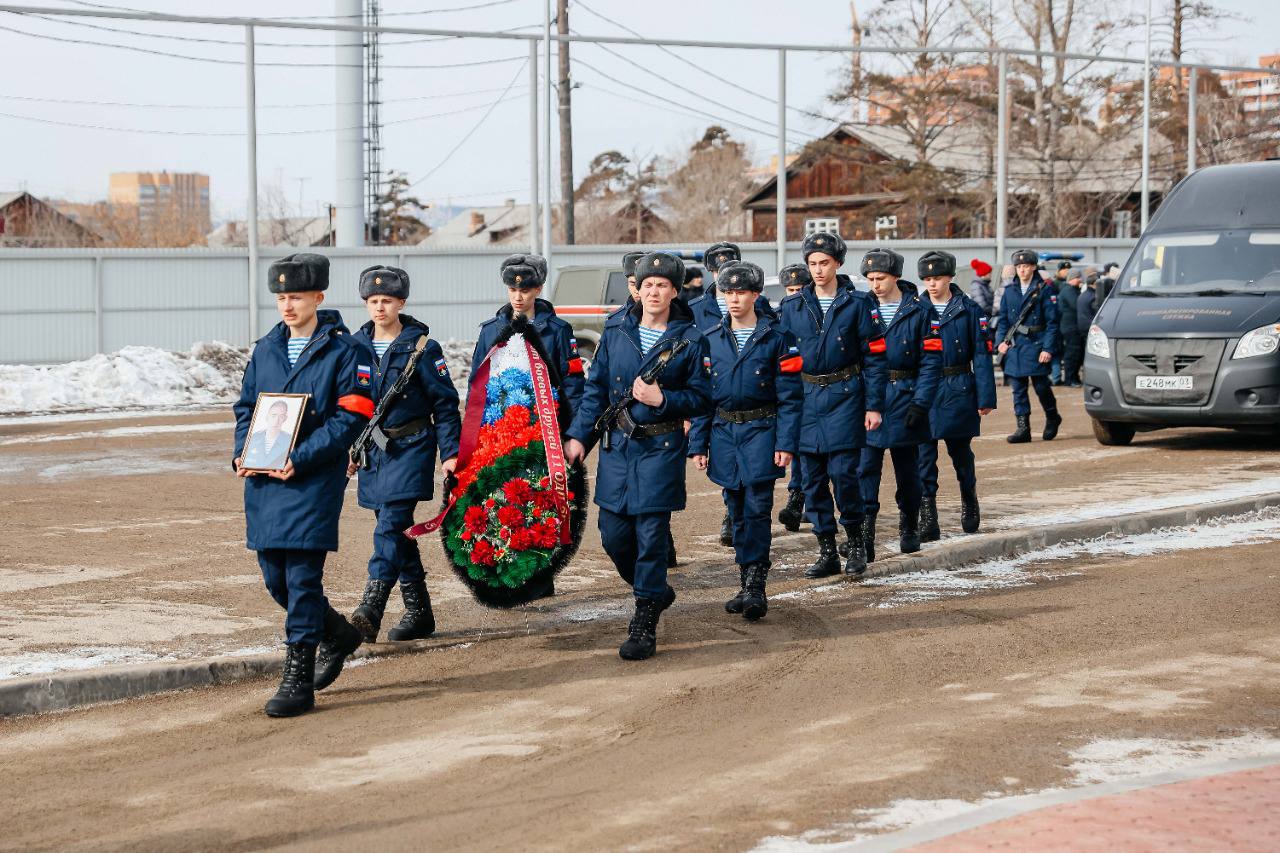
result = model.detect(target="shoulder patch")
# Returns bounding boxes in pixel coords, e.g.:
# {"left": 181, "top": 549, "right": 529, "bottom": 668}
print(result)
{"left": 434, "top": 357, "right": 448, "bottom": 377}
{"left": 356, "top": 364, "right": 371, "bottom": 386}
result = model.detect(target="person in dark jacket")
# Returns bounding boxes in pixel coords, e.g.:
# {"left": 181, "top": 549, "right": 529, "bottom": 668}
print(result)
{"left": 681, "top": 265, "right": 707, "bottom": 304}
{"left": 1077, "top": 269, "right": 1101, "bottom": 329}
{"left": 565, "top": 252, "right": 712, "bottom": 662}
{"left": 775, "top": 262, "right": 811, "bottom": 531}
{"left": 855, "top": 249, "right": 942, "bottom": 560}
{"left": 345, "top": 265, "right": 462, "bottom": 645}
{"left": 233, "top": 253, "right": 371, "bottom": 718}
{"left": 688, "top": 261, "right": 802, "bottom": 620}
{"left": 1057, "top": 270, "right": 1083, "bottom": 386}
{"left": 606, "top": 251, "right": 645, "bottom": 322}
{"left": 999, "top": 249, "right": 1062, "bottom": 443}
{"left": 776, "top": 232, "right": 888, "bottom": 579}
{"left": 967, "top": 259, "right": 995, "bottom": 316}
{"left": 916, "top": 251, "right": 997, "bottom": 539}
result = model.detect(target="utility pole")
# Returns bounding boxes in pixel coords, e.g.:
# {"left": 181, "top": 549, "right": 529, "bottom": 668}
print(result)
{"left": 849, "top": 1, "right": 864, "bottom": 123}
{"left": 557, "top": 0, "right": 574, "bottom": 244}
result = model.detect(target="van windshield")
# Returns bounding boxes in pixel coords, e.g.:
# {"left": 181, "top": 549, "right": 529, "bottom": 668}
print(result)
{"left": 1118, "top": 230, "right": 1280, "bottom": 295}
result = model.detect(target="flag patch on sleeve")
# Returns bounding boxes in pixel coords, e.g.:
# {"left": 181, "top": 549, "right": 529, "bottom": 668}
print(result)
{"left": 434, "top": 357, "right": 448, "bottom": 377}
{"left": 356, "top": 365, "right": 371, "bottom": 387}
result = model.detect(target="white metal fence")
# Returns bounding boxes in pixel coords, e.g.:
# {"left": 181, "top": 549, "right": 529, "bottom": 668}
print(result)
{"left": 0, "top": 238, "right": 1135, "bottom": 363}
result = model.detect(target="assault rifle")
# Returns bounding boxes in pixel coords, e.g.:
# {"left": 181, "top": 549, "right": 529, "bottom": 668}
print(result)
{"left": 997, "top": 280, "right": 1044, "bottom": 367}
{"left": 350, "top": 335, "right": 429, "bottom": 470}
{"left": 584, "top": 338, "right": 690, "bottom": 454}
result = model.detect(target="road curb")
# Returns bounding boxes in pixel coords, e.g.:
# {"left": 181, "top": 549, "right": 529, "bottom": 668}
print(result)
{"left": 4, "top": 492, "right": 1279, "bottom": 718}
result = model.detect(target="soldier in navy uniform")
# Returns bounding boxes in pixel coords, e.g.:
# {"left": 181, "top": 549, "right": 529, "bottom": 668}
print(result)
{"left": 233, "top": 253, "right": 371, "bottom": 717}
{"left": 775, "top": 263, "right": 810, "bottom": 531}
{"left": 776, "top": 233, "right": 888, "bottom": 579}
{"left": 565, "top": 252, "right": 712, "bottom": 661}
{"left": 688, "top": 261, "right": 802, "bottom": 620}
{"left": 915, "top": 251, "right": 997, "bottom": 539}
{"left": 346, "top": 266, "right": 462, "bottom": 644}
{"left": 855, "top": 249, "right": 941, "bottom": 561}
{"left": 999, "top": 249, "right": 1062, "bottom": 443}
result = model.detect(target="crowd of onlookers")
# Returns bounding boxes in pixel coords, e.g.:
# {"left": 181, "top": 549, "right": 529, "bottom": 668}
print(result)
{"left": 965, "top": 258, "right": 1120, "bottom": 387}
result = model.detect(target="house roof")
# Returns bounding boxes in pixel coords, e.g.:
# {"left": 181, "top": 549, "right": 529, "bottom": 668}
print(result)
{"left": 744, "top": 122, "right": 1177, "bottom": 206}
{"left": 206, "top": 216, "right": 333, "bottom": 248}
{"left": 0, "top": 191, "right": 25, "bottom": 210}
{"left": 419, "top": 202, "right": 546, "bottom": 248}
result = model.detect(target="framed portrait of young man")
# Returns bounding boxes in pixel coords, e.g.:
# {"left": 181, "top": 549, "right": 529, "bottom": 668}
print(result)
{"left": 241, "top": 393, "right": 309, "bottom": 473}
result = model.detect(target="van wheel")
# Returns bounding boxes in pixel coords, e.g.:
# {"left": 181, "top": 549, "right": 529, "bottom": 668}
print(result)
{"left": 1091, "top": 418, "right": 1135, "bottom": 446}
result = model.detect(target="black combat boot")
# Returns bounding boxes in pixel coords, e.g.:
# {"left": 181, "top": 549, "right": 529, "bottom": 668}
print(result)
{"left": 350, "top": 578, "right": 393, "bottom": 644}
{"left": 919, "top": 495, "right": 941, "bottom": 542}
{"left": 1007, "top": 414, "right": 1032, "bottom": 444}
{"left": 741, "top": 562, "right": 770, "bottom": 622}
{"left": 387, "top": 579, "right": 436, "bottom": 641}
{"left": 619, "top": 596, "right": 665, "bottom": 661}
{"left": 960, "top": 486, "right": 981, "bottom": 534}
{"left": 778, "top": 490, "right": 805, "bottom": 532}
{"left": 844, "top": 526, "right": 868, "bottom": 577}
{"left": 725, "top": 565, "right": 747, "bottom": 614}
{"left": 265, "top": 643, "right": 316, "bottom": 718}
{"left": 720, "top": 510, "right": 735, "bottom": 547}
{"left": 805, "top": 533, "right": 841, "bottom": 579}
{"left": 314, "top": 606, "right": 362, "bottom": 691}
{"left": 861, "top": 512, "right": 878, "bottom": 563}
{"left": 899, "top": 509, "right": 922, "bottom": 554}
{"left": 837, "top": 523, "right": 859, "bottom": 558}
{"left": 1042, "top": 407, "right": 1063, "bottom": 441}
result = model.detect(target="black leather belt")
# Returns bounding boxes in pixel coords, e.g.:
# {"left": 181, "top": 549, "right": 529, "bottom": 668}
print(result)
{"left": 1016, "top": 324, "right": 1044, "bottom": 334}
{"left": 381, "top": 416, "right": 432, "bottom": 439}
{"left": 942, "top": 365, "right": 973, "bottom": 377}
{"left": 800, "top": 364, "right": 861, "bottom": 386}
{"left": 889, "top": 369, "right": 918, "bottom": 381}
{"left": 616, "top": 408, "right": 683, "bottom": 439}
{"left": 716, "top": 404, "right": 776, "bottom": 424}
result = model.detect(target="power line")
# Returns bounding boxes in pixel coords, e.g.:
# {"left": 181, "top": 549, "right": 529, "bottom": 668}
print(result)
{"left": 55, "top": 0, "right": 521, "bottom": 19}
{"left": 0, "top": 84, "right": 528, "bottom": 110}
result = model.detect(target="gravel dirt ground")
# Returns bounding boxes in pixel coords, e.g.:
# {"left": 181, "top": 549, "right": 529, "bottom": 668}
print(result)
{"left": 2, "top": 396, "right": 1280, "bottom": 850}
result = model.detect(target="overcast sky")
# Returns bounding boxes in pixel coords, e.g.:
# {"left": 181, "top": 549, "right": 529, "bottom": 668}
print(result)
{"left": 0, "top": 0, "right": 1274, "bottom": 224}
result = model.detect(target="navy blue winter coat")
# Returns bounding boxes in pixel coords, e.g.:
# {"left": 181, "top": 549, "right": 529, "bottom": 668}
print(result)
{"left": 566, "top": 301, "right": 713, "bottom": 515}
{"left": 998, "top": 274, "right": 1059, "bottom": 378}
{"left": 351, "top": 315, "right": 461, "bottom": 509}
{"left": 865, "top": 283, "right": 943, "bottom": 449}
{"left": 688, "top": 284, "right": 776, "bottom": 333}
{"left": 775, "top": 284, "right": 888, "bottom": 454}
{"left": 687, "top": 312, "right": 802, "bottom": 489}
{"left": 925, "top": 285, "right": 998, "bottom": 440}
{"left": 471, "top": 298, "right": 585, "bottom": 423}
{"left": 233, "top": 309, "right": 372, "bottom": 552}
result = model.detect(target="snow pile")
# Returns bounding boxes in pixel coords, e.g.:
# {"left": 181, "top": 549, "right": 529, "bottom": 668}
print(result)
{"left": 0, "top": 342, "right": 249, "bottom": 415}
{"left": 442, "top": 338, "right": 474, "bottom": 398}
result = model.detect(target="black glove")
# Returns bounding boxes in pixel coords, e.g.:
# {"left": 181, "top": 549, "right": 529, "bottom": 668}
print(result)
{"left": 905, "top": 404, "right": 929, "bottom": 430}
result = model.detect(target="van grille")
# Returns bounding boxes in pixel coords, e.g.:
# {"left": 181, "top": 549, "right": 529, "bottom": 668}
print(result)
{"left": 1115, "top": 339, "right": 1225, "bottom": 406}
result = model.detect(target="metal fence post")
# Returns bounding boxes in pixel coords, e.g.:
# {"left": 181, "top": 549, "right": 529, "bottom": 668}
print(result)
{"left": 1187, "top": 66, "right": 1197, "bottom": 174}
{"left": 542, "top": 5, "right": 553, "bottom": 276}
{"left": 93, "top": 254, "right": 104, "bottom": 355}
{"left": 995, "top": 50, "right": 1008, "bottom": 270}
{"left": 245, "top": 24, "right": 260, "bottom": 344}
{"left": 528, "top": 38, "right": 540, "bottom": 254}
{"left": 776, "top": 48, "right": 787, "bottom": 273}
{"left": 1140, "top": 0, "right": 1152, "bottom": 233}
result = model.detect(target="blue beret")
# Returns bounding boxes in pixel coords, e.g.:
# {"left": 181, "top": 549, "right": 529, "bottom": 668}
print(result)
{"left": 359, "top": 265, "right": 410, "bottom": 300}
{"left": 268, "top": 252, "right": 329, "bottom": 293}
{"left": 802, "top": 232, "right": 847, "bottom": 265}
{"left": 917, "top": 251, "right": 956, "bottom": 279}
{"left": 716, "top": 261, "right": 764, "bottom": 292}
{"left": 860, "top": 247, "right": 904, "bottom": 278}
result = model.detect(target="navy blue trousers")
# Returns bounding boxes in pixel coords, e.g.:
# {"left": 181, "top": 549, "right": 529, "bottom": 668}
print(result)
{"left": 257, "top": 548, "right": 328, "bottom": 646}
{"left": 857, "top": 444, "right": 922, "bottom": 518}
{"left": 1008, "top": 374, "right": 1057, "bottom": 416}
{"left": 799, "top": 450, "right": 863, "bottom": 536}
{"left": 725, "top": 481, "right": 775, "bottom": 565}
{"left": 918, "top": 438, "right": 977, "bottom": 498}
{"left": 366, "top": 499, "right": 425, "bottom": 585}
{"left": 788, "top": 459, "right": 802, "bottom": 491}
{"left": 599, "top": 508, "right": 672, "bottom": 601}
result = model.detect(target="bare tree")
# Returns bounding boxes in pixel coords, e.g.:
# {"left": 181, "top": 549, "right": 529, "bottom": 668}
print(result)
{"left": 660, "top": 127, "right": 755, "bottom": 242}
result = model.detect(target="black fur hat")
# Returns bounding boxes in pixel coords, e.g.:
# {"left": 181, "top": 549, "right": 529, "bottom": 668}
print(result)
{"left": 778, "top": 263, "right": 812, "bottom": 288}
{"left": 704, "top": 241, "right": 742, "bottom": 272}
{"left": 917, "top": 250, "right": 957, "bottom": 279}
{"left": 268, "top": 252, "right": 329, "bottom": 293}
{"left": 635, "top": 252, "right": 685, "bottom": 287}
{"left": 716, "top": 261, "right": 765, "bottom": 292}
{"left": 1012, "top": 249, "right": 1038, "bottom": 266}
{"left": 684, "top": 265, "right": 705, "bottom": 286}
{"left": 358, "top": 265, "right": 410, "bottom": 300}
{"left": 802, "top": 232, "right": 847, "bottom": 265}
{"left": 500, "top": 253, "right": 546, "bottom": 288}
{"left": 860, "top": 247, "right": 904, "bottom": 278}
{"left": 622, "top": 251, "right": 645, "bottom": 277}
{"left": 1057, "top": 260, "right": 1073, "bottom": 271}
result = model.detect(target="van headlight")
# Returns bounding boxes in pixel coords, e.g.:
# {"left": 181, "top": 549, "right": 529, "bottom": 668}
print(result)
{"left": 1232, "top": 324, "right": 1280, "bottom": 359}
{"left": 1086, "top": 324, "right": 1110, "bottom": 359}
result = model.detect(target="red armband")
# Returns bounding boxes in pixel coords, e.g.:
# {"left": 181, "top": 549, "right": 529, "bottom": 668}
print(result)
{"left": 779, "top": 355, "right": 803, "bottom": 374}
{"left": 986, "top": 340, "right": 994, "bottom": 353}
{"left": 337, "top": 393, "right": 374, "bottom": 418}
{"left": 868, "top": 338, "right": 887, "bottom": 354}
{"left": 568, "top": 357, "right": 584, "bottom": 376}
{"left": 923, "top": 337, "right": 943, "bottom": 352}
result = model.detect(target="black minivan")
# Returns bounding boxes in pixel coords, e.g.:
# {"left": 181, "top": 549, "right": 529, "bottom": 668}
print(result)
{"left": 1083, "top": 160, "right": 1280, "bottom": 445}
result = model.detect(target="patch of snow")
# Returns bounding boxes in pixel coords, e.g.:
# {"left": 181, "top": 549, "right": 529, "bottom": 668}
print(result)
{"left": 0, "top": 407, "right": 223, "bottom": 427}
{"left": 0, "top": 421, "right": 227, "bottom": 447}
{"left": 996, "top": 476, "right": 1280, "bottom": 529}
{"left": 0, "top": 343, "right": 248, "bottom": 415}
{"left": 0, "top": 646, "right": 167, "bottom": 681}
{"left": 442, "top": 338, "right": 475, "bottom": 398}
